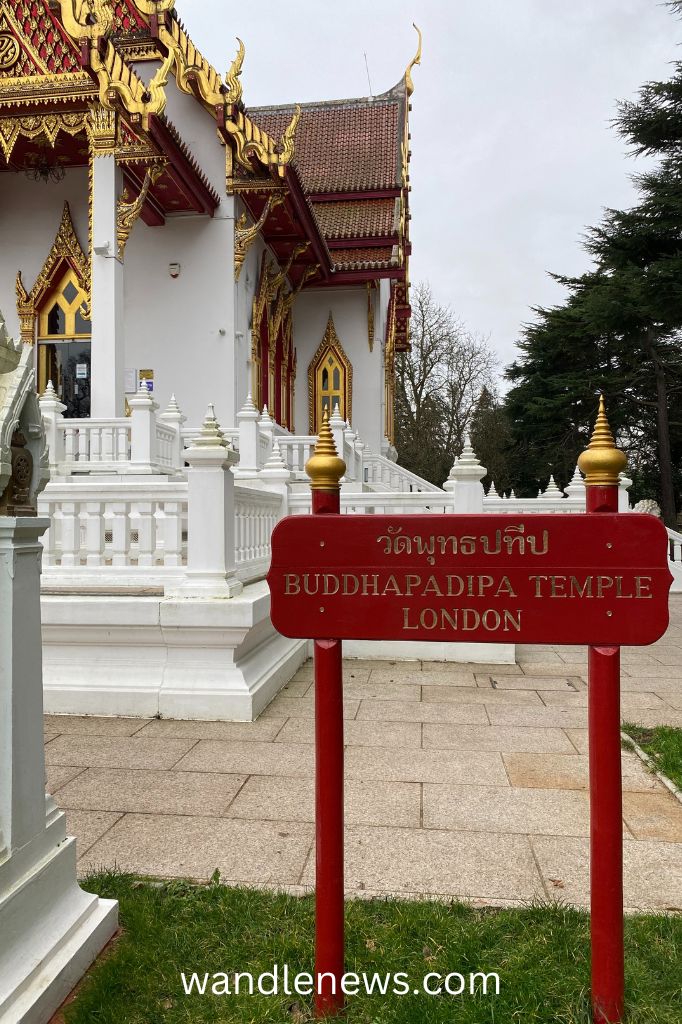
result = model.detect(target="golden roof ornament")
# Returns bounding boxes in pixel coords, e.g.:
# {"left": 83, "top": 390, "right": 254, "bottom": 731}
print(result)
{"left": 405, "top": 23, "right": 422, "bottom": 97}
{"left": 305, "top": 410, "right": 346, "bottom": 492}
{"left": 577, "top": 394, "right": 628, "bottom": 487}
{"left": 225, "top": 37, "right": 245, "bottom": 107}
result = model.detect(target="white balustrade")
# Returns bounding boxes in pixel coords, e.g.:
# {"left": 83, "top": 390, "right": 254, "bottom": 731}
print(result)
{"left": 364, "top": 452, "right": 442, "bottom": 493}
{"left": 234, "top": 485, "right": 282, "bottom": 583}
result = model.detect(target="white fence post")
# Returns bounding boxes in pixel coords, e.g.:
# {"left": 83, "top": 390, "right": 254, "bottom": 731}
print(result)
{"left": 159, "top": 394, "right": 186, "bottom": 473}
{"left": 170, "top": 405, "right": 242, "bottom": 598}
{"left": 259, "top": 405, "right": 274, "bottom": 469}
{"left": 565, "top": 465, "right": 586, "bottom": 507}
{"left": 259, "top": 439, "right": 291, "bottom": 518}
{"left": 129, "top": 382, "right": 158, "bottom": 474}
{"left": 234, "top": 394, "right": 260, "bottom": 478}
{"left": 618, "top": 473, "right": 633, "bottom": 512}
{"left": 329, "top": 403, "right": 346, "bottom": 468}
{"left": 443, "top": 434, "right": 486, "bottom": 512}
{"left": 39, "top": 381, "right": 66, "bottom": 473}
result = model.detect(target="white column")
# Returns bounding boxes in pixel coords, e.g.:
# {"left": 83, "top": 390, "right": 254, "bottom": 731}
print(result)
{"left": 259, "top": 439, "right": 292, "bottom": 518}
{"left": 259, "top": 405, "right": 274, "bottom": 469}
{"left": 159, "top": 393, "right": 187, "bottom": 473}
{"left": 90, "top": 154, "right": 124, "bottom": 418}
{"left": 443, "top": 434, "right": 486, "bottom": 512}
{"left": 619, "top": 473, "right": 633, "bottom": 513}
{"left": 0, "top": 517, "right": 117, "bottom": 1021}
{"left": 170, "top": 405, "right": 242, "bottom": 598}
{"left": 329, "top": 402, "right": 346, "bottom": 465}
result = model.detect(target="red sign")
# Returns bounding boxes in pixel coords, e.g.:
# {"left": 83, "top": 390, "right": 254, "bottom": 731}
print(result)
{"left": 268, "top": 514, "right": 672, "bottom": 646}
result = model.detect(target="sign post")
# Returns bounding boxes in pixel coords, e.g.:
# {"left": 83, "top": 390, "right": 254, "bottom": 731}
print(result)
{"left": 305, "top": 414, "right": 347, "bottom": 1017}
{"left": 268, "top": 399, "right": 672, "bottom": 1023}
{"left": 578, "top": 398, "right": 628, "bottom": 1024}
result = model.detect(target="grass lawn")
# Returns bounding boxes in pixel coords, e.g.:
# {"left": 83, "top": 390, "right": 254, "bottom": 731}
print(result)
{"left": 622, "top": 724, "right": 682, "bottom": 792}
{"left": 59, "top": 873, "right": 681, "bottom": 1023}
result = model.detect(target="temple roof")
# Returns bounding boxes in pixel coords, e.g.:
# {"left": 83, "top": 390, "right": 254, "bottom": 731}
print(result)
{"left": 249, "top": 86, "right": 406, "bottom": 195}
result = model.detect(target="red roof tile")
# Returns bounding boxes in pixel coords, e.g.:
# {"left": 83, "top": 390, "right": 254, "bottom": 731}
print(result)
{"left": 332, "top": 246, "right": 400, "bottom": 272}
{"left": 313, "top": 198, "right": 398, "bottom": 240}
{"left": 250, "top": 85, "right": 405, "bottom": 194}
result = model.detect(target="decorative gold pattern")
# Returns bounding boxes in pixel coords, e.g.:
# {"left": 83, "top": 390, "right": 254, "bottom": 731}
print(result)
{"left": 54, "top": 0, "right": 115, "bottom": 40}
{"left": 367, "top": 281, "right": 375, "bottom": 353}
{"left": 578, "top": 395, "right": 628, "bottom": 486}
{"left": 0, "top": 111, "right": 89, "bottom": 162}
{"left": 15, "top": 202, "right": 90, "bottom": 346}
{"left": 234, "top": 194, "right": 283, "bottom": 281}
{"left": 384, "top": 290, "right": 397, "bottom": 444}
{"left": 0, "top": 31, "right": 20, "bottom": 71}
{"left": 308, "top": 312, "right": 353, "bottom": 434}
{"left": 87, "top": 104, "right": 117, "bottom": 155}
{"left": 116, "top": 163, "right": 164, "bottom": 259}
{"left": 305, "top": 410, "right": 346, "bottom": 492}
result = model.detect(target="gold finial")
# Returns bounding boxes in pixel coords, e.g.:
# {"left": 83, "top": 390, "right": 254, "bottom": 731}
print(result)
{"left": 405, "top": 23, "right": 422, "bottom": 97}
{"left": 577, "top": 394, "right": 627, "bottom": 486}
{"left": 305, "top": 410, "right": 346, "bottom": 491}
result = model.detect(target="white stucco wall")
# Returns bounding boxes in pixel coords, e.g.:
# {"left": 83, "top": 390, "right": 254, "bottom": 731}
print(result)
{"left": 293, "top": 286, "right": 386, "bottom": 451}
{"left": 0, "top": 169, "right": 89, "bottom": 340}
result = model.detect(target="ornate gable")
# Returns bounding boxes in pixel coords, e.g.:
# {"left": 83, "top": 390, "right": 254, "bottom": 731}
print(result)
{"left": 0, "top": 1, "right": 80, "bottom": 78}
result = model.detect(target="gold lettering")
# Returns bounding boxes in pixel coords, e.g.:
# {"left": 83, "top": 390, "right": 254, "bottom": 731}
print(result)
{"left": 615, "top": 576, "right": 633, "bottom": 599}
{"left": 440, "top": 608, "right": 458, "bottom": 630}
{"left": 420, "top": 608, "right": 438, "bottom": 630}
{"left": 479, "top": 575, "right": 494, "bottom": 596}
{"left": 503, "top": 609, "right": 522, "bottom": 632}
{"left": 405, "top": 574, "right": 421, "bottom": 597}
{"left": 462, "top": 608, "right": 480, "bottom": 631}
{"left": 423, "top": 575, "right": 443, "bottom": 597}
{"left": 635, "top": 576, "right": 653, "bottom": 599}
{"left": 303, "top": 574, "right": 319, "bottom": 595}
{"left": 285, "top": 574, "right": 300, "bottom": 595}
{"left": 596, "top": 576, "right": 614, "bottom": 598}
{"left": 322, "top": 575, "right": 339, "bottom": 596}
{"left": 496, "top": 576, "right": 517, "bottom": 598}
{"left": 530, "top": 575, "right": 547, "bottom": 597}
{"left": 402, "top": 607, "right": 418, "bottom": 630}
{"left": 550, "top": 575, "right": 567, "bottom": 598}
{"left": 447, "top": 575, "right": 464, "bottom": 597}
{"left": 569, "top": 575, "right": 592, "bottom": 598}
{"left": 342, "top": 574, "right": 359, "bottom": 596}
{"left": 482, "top": 608, "right": 501, "bottom": 630}
{"left": 383, "top": 575, "right": 402, "bottom": 597}
{"left": 361, "top": 574, "right": 380, "bottom": 596}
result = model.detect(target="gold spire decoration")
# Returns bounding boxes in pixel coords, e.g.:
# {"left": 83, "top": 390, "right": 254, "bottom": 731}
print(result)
{"left": 577, "top": 395, "right": 628, "bottom": 486}
{"left": 405, "top": 23, "right": 422, "bottom": 96}
{"left": 305, "top": 410, "right": 346, "bottom": 492}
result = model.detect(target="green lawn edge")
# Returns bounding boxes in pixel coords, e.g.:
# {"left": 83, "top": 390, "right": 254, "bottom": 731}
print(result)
{"left": 57, "top": 872, "right": 682, "bottom": 1023}
{"left": 622, "top": 723, "right": 682, "bottom": 792}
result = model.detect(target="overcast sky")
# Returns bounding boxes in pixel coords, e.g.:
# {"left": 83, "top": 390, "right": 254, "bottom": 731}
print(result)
{"left": 187, "top": 0, "right": 676, "bottom": 372}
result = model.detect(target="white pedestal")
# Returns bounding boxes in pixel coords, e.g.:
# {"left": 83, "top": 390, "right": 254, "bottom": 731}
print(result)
{"left": 0, "top": 519, "right": 117, "bottom": 1024}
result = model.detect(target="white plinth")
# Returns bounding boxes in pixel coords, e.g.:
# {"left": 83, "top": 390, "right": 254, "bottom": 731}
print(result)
{"left": 0, "top": 519, "right": 118, "bottom": 1024}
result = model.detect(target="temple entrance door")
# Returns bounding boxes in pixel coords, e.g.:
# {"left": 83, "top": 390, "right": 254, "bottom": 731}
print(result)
{"left": 38, "top": 339, "right": 92, "bottom": 418}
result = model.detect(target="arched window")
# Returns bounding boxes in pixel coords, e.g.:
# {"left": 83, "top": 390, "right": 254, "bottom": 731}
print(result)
{"left": 308, "top": 312, "right": 353, "bottom": 433}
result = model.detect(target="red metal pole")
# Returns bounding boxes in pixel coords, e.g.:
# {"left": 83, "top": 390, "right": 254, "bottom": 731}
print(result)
{"left": 307, "top": 425, "right": 346, "bottom": 1017}
{"left": 579, "top": 399, "right": 627, "bottom": 1024}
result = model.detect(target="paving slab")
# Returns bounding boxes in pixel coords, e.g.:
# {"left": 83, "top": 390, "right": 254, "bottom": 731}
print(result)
{"left": 622, "top": 792, "right": 682, "bottom": 843}
{"left": 65, "top": 809, "right": 122, "bottom": 858}
{"left": 228, "top": 777, "right": 421, "bottom": 828}
{"left": 620, "top": 707, "right": 682, "bottom": 728}
{"left": 540, "top": 691, "right": 666, "bottom": 709}
{"left": 342, "top": 680, "right": 423, "bottom": 701}
{"left": 56, "top": 767, "right": 247, "bottom": 816}
{"left": 78, "top": 814, "right": 314, "bottom": 885}
{"left": 531, "top": 836, "right": 682, "bottom": 911}
{"left": 135, "top": 718, "right": 287, "bottom": 742}
{"left": 174, "top": 740, "right": 316, "bottom": 778}
{"left": 45, "top": 735, "right": 197, "bottom": 770}
{"left": 274, "top": 717, "right": 422, "bottom": 749}
{"left": 43, "top": 715, "right": 151, "bottom": 737}
{"left": 355, "top": 699, "right": 489, "bottom": 725}
{"left": 486, "top": 705, "right": 588, "bottom": 729}
{"left": 46, "top": 764, "right": 87, "bottom": 793}
{"left": 260, "top": 697, "right": 361, "bottom": 719}
{"left": 423, "top": 723, "right": 575, "bottom": 754}
{"left": 421, "top": 684, "right": 544, "bottom": 706}
{"left": 504, "top": 752, "right": 662, "bottom": 792}
{"left": 302, "top": 826, "right": 544, "bottom": 901}
{"left": 423, "top": 784, "right": 590, "bottom": 837}
{"left": 344, "top": 746, "right": 509, "bottom": 786}
{"left": 490, "top": 675, "right": 581, "bottom": 690}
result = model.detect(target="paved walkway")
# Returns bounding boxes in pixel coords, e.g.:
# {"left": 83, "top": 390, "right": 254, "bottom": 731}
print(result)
{"left": 45, "top": 597, "right": 682, "bottom": 912}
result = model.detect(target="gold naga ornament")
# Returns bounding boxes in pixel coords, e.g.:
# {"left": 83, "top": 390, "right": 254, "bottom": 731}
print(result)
{"left": 578, "top": 395, "right": 628, "bottom": 487}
